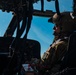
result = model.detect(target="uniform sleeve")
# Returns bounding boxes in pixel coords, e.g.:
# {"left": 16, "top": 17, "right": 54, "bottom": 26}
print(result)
{"left": 50, "top": 41, "right": 68, "bottom": 67}
{"left": 41, "top": 47, "right": 50, "bottom": 60}
{"left": 41, "top": 46, "right": 55, "bottom": 66}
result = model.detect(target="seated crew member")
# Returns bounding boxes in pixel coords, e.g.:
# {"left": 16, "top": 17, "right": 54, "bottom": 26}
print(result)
{"left": 35, "top": 12, "right": 76, "bottom": 75}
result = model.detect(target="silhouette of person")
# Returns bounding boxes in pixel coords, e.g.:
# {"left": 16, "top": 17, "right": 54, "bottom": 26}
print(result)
{"left": 35, "top": 12, "right": 76, "bottom": 75}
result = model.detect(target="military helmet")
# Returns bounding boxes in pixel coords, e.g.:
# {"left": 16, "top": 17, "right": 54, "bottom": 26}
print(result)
{"left": 49, "top": 12, "right": 76, "bottom": 33}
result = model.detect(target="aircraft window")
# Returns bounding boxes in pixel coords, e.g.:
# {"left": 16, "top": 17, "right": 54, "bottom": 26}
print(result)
{"left": 0, "top": 0, "right": 74, "bottom": 55}
{"left": 0, "top": 11, "right": 13, "bottom": 36}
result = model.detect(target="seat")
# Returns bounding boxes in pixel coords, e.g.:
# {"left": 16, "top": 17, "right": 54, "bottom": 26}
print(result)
{"left": 59, "top": 31, "right": 76, "bottom": 75}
